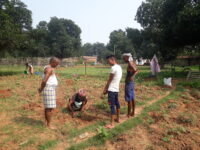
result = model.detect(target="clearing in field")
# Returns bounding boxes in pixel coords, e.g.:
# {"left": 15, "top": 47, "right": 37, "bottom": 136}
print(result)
{"left": 0, "top": 65, "right": 199, "bottom": 150}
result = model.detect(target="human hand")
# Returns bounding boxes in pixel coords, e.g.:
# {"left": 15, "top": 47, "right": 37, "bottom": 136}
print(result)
{"left": 103, "top": 88, "right": 108, "bottom": 95}
{"left": 38, "top": 88, "right": 42, "bottom": 94}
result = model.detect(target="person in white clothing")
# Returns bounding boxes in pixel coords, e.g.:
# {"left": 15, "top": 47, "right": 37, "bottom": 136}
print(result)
{"left": 103, "top": 55, "right": 122, "bottom": 129}
{"left": 25, "top": 63, "right": 34, "bottom": 75}
{"left": 38, "top": 57, "right": 60, "bottom": 129}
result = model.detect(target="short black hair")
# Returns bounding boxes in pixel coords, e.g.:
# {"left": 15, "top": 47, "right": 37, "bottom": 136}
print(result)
{"left": 106, "top": 55, "right": 115, "bottom": 59}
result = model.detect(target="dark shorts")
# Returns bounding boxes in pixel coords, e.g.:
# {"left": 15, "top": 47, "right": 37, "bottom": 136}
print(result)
{"left": 108, "top": 91, "right": 120, "bottom": 115}
{"left": 125, "top": 82, "right": 135, "bottom": 102}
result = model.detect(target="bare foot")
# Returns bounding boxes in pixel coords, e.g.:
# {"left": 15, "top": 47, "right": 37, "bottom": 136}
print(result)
{"left": 104, "top": 124, "right": 115, "bottom": 129}
{"left": 114, "top": 118, "right": 121, "bottom": 123}
{"left": 47, "top": 125, "right": 56, "bottom": 130}
{"left": 71, "top": 112, "right": 75, "bottom": 118}
{"left": 130, "top": 112, "right": 135, "bottom": 117}
{"left": 44, "top": 120, "right": 48, "bottom": 126}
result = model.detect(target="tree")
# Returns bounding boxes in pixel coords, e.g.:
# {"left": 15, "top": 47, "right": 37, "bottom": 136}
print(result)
{"left": 81, "top": 42, "right": 110, "bottom": 61}
{"left": 47, "top": 17, "right": 82, "bottom": 58}
{"left": 0, "top": 0, "right": 32, "bottom": 57}
{"left": 136, "top": 0, "right": 200, "bottom": 63}
{"left": 107, "top": 29, "right": 134, "bottom": 59}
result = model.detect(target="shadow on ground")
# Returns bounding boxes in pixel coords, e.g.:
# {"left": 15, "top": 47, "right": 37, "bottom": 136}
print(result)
{"left": 13, "top": 116, "right": 44, "bottom": 127}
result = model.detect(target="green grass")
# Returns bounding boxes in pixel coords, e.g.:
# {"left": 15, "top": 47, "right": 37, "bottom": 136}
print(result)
{"left": 167, "top": 125, "right": 188, "bottom": 136}
{"left": 178, "top": 80, "right": 200, "bottom": 89}
{"left": 38, "top": 140, "right": 58, "bottom": 150}
{"left": 68, "top": 121, "right": 106, "bottom": 139}
{"left": 177, "top": 113, "right": 197, "bottom": 126}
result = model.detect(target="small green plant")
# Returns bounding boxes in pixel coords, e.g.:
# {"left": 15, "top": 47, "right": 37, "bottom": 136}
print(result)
{"left": 95, "top": 101, "right": 109, "bottom": 111}
{"left": 162, "top": 134, "right": 173, "bottom": 143}
{"left": 177, "top": 113, "right": 197, "bottom": 126}
{"left": 167, "top": 125, "right": 188, "bottom": 136}
{"left": 167, "top": 103, "right": 177, "bottom": 109}
{"left": 38, "top": 140, "right": 58, "bottom": 150}
{"left": 97, "top": 126, "right": 108, "bottom": 138}
{"left": 144, "top": 116, "right": 154, "bottom": 125}
{"left": 77, "top": 112, "right": 82, "bottom": 117}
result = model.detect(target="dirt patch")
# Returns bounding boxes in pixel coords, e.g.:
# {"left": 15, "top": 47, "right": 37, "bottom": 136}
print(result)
{"left": 0, "top": 89, "right": 11, "bottom": 98}
{"left": 149, "top": 112, "right": 165, "bottom": 122}
{"left": 22, "top": 102, "right": 42, "bottom": 111}
{"left": 66, "top": 79, "right": 74, "bottom": 86}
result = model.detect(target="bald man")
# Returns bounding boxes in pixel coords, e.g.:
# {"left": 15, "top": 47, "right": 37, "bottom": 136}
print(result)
{"left": 38, "top": 57, "right": 60, "bottom": 129}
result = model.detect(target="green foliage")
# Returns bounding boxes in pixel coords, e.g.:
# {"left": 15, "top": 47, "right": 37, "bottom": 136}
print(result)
{"left": 38, "top": 140, "right": 58, "bottom": 150}
{"left": 107, "top": 29, "right": 134, "bottom": 59}
{"left": 167, "top": 103, "right": 177, "bottom": 109}
{"left": 162, "top": 135, "right": 171, "bottom": 143}
{"left": 167, "top": 125, "right": 188, "bottom": 136}
{"left": 0, "top": 0, "right": 32, "bottom": 57}
{"left": 178, "top": 80, "right": 200, "bottom": 89}
{"left": 0, "top": 1, "right": 81, "bottom": 58}
{"left": 81, "top": 42, "right": 111, "bottom": 62}
{"left": 97, "top": 126, "right": 108, "bottom": 138}
{"left": 95, "top": 101, "right": 109, "bottom": 111}
{"left": 177, "top": 113, "right": 197, "bottom": 126}
{"left": 135, "top": 0, "right": 200, "bottom": 62}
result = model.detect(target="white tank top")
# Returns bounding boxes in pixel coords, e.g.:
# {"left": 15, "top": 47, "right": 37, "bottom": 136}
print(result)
{"left": 43, "top": 66, "right": 58, "bottom": 86}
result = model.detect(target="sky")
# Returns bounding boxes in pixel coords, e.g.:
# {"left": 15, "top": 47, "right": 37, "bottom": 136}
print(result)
{"left": 23, "top": 0, "right": 143, "bottom": 44}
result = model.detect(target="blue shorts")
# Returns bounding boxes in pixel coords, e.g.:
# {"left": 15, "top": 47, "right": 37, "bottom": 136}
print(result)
{"left": 125, "top": 82, "right": 135, "bottom": 102}
{"left": 108, "top": 91, "right": 120, "bottom": 115}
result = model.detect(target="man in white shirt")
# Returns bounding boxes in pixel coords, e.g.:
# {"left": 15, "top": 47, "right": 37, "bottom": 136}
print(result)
{"left": 103, "top": 55, "right": 122, "bottom": 129}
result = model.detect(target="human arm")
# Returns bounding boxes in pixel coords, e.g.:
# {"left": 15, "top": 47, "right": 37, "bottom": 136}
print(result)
{"left": 103, "top": 73, "right": 114, "bottom": 95}
{"left": 68, "top": 98, "right": 74, "bottom": 111}
{"left": 129, "top": 61, "right": 139, "bottom": 75}
{"left": 38, "top": 67, "right": 52, "bottom": 93}
{"left": 80, "top": 97, "right": 88, "bottom": 112}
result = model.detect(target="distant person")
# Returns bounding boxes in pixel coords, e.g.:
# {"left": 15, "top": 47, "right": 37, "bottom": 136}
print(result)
{"left": 38, "top": 57, "right": 60, "bottom": 129}
{"left": 25, "top": 63, "right": 34, "bottom": 75}
{"left": 68, "top": 89, "right": 88, "bottom": 118}
{"left": 122, "top": 53, "right": 138, "bottom": 117}
{"left": 103, "top": 55, "right": 122, "bottom": 129}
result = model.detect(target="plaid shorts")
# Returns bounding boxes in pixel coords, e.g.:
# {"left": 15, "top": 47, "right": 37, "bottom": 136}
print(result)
{"left": 42, "top": 85, "right": 57, "bottom": 108}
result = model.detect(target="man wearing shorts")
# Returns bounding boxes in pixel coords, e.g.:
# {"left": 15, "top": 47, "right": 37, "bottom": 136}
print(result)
{"left": 103, "top": 55, "right": 122, "bottom": 128}
{"left": 38, "top": 57, "right": 60, "bottom": 129}
{"left": 122, "top": 53, "right": 138, "bottom": 117}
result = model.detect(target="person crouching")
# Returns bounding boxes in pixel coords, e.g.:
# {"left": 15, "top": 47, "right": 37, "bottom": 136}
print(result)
{"left": 68, "top": 89, "right": 88, "bottom": 118}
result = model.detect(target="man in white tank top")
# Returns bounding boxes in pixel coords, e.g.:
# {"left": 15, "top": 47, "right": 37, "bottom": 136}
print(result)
{"left": 38, "top": 57, "right": 60, "bottom": 129}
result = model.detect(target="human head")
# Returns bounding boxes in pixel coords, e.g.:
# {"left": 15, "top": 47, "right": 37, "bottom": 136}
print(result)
{"left": 122, "top": 53, "right": 133, "bottom": 63}
{"left": 49, "top": 57, "right": 60, "bottom": 68}
{"left": 78, "top": 89, "right": 86, "bottom": 98}
{"left": 106, "top": 55, "right": 116, "bottom": 65}
{"left": 25, "top": 63, "right": 29, "bottom": 67}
